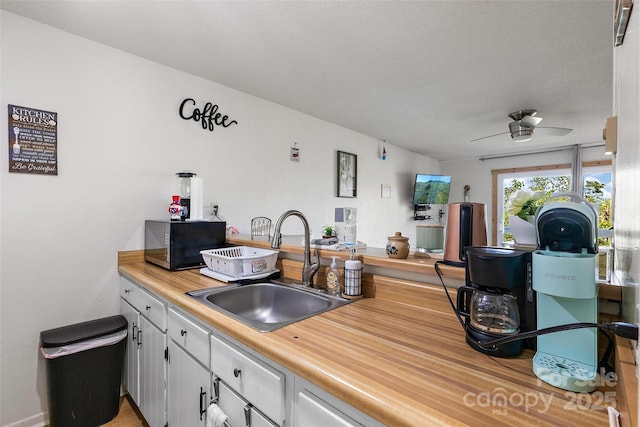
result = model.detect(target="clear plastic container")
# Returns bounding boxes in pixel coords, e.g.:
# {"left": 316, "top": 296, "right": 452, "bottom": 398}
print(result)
{"left": 326, "top": 256, "right": 341, "bottom": 295}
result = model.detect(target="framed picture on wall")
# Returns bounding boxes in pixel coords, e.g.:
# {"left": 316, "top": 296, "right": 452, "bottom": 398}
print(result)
{"left": 337, "top": 150, "right": 357, "bottom": 198}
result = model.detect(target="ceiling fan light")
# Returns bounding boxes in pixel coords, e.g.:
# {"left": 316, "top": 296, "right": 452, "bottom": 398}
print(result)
{"left": 509, "top": 121, "right": 534, "bottom": 142}
{"left": 512, "top": 133, "right": 532, "bottom": 143}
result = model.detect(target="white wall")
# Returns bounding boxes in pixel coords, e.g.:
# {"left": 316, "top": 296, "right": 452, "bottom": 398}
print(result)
{"left": 441, "top": 145, "right": 609, "bottom": 245}
{"left": 0, "top": 12, "right": 440, "bottom": 426}
{"left": 611, "top": 7, "right": 639, "bottom": 418}
{"left": 612, "top": 3, "right": 640, "bottom": 327}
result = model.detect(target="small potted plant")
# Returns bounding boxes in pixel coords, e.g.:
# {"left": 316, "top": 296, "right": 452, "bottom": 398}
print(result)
{"left": 507, "top": 190, "right": 546, "bottom": 220}
{"left": 506, "top": 190, "right": 546, "bottom": 245}
{"left": 321, "top": 225, "right": 336, "bottom": 238}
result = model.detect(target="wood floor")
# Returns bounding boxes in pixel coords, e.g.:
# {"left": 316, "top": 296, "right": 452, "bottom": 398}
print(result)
{"left": 43, "top": 395, "right": 147, "bottom": 427}
{"left": 102, "top": 396, "right": 148, "bottom": 427}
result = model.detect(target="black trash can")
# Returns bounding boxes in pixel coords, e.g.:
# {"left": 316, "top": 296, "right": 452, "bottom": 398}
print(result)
{"left": 40, "top": 315, "right": 128, "bottom": 427}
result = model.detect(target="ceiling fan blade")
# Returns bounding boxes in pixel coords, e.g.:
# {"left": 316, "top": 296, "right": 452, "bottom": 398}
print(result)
{"left": 534, "top": 126, "right": 573, "bottom": 137}
{"left": 470, "top": 131, "right": 509, "bottom": 142}
{"left": 521, "top": 115, "right": 543, "bottom": 128}
{"left": 471, "top": 126, "right": 572, "bottom": 143}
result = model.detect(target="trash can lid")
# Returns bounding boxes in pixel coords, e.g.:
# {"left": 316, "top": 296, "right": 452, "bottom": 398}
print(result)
{"left": 40, "top": 315, "right": 128, "bottom": 348}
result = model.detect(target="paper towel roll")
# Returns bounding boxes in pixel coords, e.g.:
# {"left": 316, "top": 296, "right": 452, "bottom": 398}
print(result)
{"left": 190, "top": 177, "right": 204, "bottom": 220}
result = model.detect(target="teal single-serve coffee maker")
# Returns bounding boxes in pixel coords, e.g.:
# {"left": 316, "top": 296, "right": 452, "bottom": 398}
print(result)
{"left": 532, "top": 192, "right": 598, "bottom": 393}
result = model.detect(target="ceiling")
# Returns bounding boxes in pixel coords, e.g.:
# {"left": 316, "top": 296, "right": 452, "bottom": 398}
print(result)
{"left": 0, "top": 0, "right": 615, "bottom": 161}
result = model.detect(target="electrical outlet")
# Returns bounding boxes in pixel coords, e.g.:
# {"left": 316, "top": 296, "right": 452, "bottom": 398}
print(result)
{"left": 290, "top": 145, "right": 300, "bottom": 161}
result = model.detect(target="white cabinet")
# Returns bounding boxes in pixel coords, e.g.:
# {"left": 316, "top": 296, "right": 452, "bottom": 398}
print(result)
{"left": 120, "top": 277, "right": 383, "bottom": 427}
{"left": 119, "top": 276, "right": 167, "bottom": 427}
{"left": 295, "top": 390, "right": 364, "bottom": 427}
{"left": 138, "top": 313, "right": 166, "bottom": 427}
{"left": 167, "top": 308, "right": 212, "bottom": 427}
{"left": 168, "top": 308, "right": 281, "bottom": 427}
{"left": 120, "top": 278, "right": 141, "bottom": 404}
{"left": 120, "top": 298, "right": 140, "bottom": 403}
{"left": 211, "top": 333, "right": 286, "bottom": 426}
{"left": 167, "top": 339, "right": 212, "bottom": 427}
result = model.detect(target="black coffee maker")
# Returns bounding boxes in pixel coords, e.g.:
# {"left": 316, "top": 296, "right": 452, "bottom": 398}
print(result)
{"left": 456, "top": 247, "right": 536, "bottom": 357}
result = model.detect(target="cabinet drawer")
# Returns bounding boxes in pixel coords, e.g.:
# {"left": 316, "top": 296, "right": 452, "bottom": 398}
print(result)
{"left": 120, "top": 277, "right": 140, "bottom": 308}
{"left": 211, "top": 334, "right": 285, "bottom": 425}
{"left": 250, "top": 407, "right": 278, "bottom": 427}
{"left": 168, "top": 308, "right": 210, "bottom": 368}
{"left": 138, "top": 287, "right": 166, "bottom": 330}
{"left": 217, "top": 381, "right": 277, "bottom": 427}
{"left": 296, "top": 390, "right": 364, "bottom": 427}
{"left": 217, "top": 381, "right": 249, "bottom": 427}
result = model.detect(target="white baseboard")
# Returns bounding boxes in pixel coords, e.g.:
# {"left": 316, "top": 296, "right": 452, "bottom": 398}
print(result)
{"left": 4, "top": 412, "right": 47, "bottom": 427}
{"left": 5, "top": 387, "right": 127, "bottom": 426}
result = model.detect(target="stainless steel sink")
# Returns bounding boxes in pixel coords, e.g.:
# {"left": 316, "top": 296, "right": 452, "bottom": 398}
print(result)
{"left": 186, "top": 281, "right": 351, "bottom": 332}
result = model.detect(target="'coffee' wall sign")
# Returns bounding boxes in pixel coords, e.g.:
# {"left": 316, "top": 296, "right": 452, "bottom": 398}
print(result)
{"left": 179, "top": 98, "right": 238, "bottom": 132}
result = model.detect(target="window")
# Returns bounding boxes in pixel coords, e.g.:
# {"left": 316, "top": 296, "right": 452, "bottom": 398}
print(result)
{"left": 582, "top": 164, "right": 613, "bottom": 246}
{"left": 492, "top": 160, "right": 612, "bottom": 247}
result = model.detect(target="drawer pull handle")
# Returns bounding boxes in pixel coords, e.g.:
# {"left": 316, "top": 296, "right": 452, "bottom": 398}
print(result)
{"left": 233, "top": 368, "right": 242, "bottom": 378}
{"left": 145, "top": 305, "right": 151, "bottom": 311}
{"left": 243, "top": 404, "right": 251, "bottom": 427}
{"left": 124, "top": 289, "right": 130, "bottom": 294}
{"left": 212, "top": 378, "right": 220, "bottom": 403}
{"left": 199, "top": 387, "right": 207, "bottom": 421}
{"left": 180, "top": 329, "right": 187, "bottom": 336}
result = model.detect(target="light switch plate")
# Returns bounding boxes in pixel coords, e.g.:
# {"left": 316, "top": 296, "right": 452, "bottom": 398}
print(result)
{"left": 381, "top": 184, "right": 391, "bottom": 198}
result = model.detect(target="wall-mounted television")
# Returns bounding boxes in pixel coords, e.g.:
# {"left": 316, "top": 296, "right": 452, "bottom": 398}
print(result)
{"left": 412, "top": 174, "right": 452, "bottom": 205}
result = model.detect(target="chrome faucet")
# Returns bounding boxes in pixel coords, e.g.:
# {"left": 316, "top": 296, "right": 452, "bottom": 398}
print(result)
{"left": 271, "top": 210, "right": 319, "bottom": 287}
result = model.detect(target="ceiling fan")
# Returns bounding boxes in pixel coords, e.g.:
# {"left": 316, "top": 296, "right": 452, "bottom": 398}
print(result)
{"left": 471, "top": 109, "right": 572, "bottom": 143}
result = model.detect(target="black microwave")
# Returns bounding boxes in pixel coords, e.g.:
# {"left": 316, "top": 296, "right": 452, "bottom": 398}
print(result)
{"left": 144, "top": 220, "right": 227, "bottom": 270}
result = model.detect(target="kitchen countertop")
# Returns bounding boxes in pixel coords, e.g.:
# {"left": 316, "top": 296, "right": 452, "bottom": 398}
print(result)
{"left": 118, "top": 240, "right": 616, "bottom": 426}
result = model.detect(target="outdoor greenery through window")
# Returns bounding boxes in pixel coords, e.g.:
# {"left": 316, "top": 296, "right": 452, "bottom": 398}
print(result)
{"left": 497, "top": 163, "right": 612, "bottom": 248}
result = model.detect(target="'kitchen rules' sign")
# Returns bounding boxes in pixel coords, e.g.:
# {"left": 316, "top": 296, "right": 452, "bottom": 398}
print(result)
{"left": 8, "top": 104, "right": 58, "bottom": 175}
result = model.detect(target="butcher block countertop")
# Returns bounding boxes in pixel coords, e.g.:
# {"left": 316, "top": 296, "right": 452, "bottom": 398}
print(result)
{"left": 118, "top": 238, "right": 625, "bottom": 427}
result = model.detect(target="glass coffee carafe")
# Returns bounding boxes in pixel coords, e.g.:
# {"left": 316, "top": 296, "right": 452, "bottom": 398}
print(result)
{"left": 456, "top": 286, "right": 522, "bottom": 355}
{"left": 467, "top": 289, "right": 520, "bottom": 335}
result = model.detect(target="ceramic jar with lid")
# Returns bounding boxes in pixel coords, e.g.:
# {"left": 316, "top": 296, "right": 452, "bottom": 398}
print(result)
{"left": 386, "top": 232, "right": 410, "bottom": 259}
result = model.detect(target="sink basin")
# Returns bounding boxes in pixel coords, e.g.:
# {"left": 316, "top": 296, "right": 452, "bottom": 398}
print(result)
{"left": 187, "top": 281, "right": 351, "bottom": 332}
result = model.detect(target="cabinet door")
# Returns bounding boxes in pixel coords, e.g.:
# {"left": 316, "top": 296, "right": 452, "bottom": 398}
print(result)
{"left": 295, "top": 390, "right": 364, "bottom": 427}
{"left": 138, "top": 316, "right": 166, "bottom": 427}
{"left": 120, "top": 299, "right": 140, "bottom": 404}
{"left": 167, "top": 340, "right": 211, "bottom": 427}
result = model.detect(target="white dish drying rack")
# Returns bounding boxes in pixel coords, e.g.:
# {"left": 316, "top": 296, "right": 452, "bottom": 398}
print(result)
{"left": 200, "top": 246, "right": 279, "bottom": 282}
